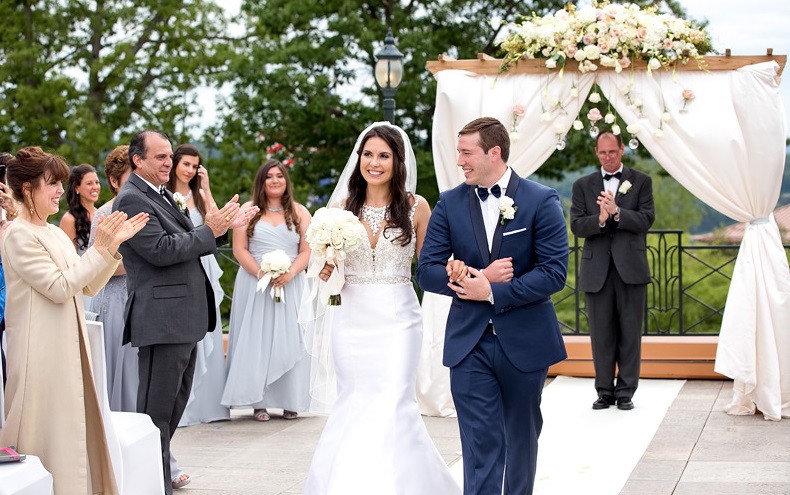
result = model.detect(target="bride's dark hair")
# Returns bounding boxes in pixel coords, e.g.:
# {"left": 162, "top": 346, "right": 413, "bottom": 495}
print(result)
{"left": 345, "top": 126, "right": 412, "bottom": 247}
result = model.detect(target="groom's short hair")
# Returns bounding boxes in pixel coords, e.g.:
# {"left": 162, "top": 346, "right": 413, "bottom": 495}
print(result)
{"left": 458, "top": 117, "right": 510, "bottom": 163}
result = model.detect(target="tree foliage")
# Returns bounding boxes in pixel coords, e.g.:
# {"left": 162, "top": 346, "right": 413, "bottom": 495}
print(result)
{"left": 208, "top": 0, "right": 703, "bottom": 208}
{"left": 0, "top": 0, "right": 229, "bottom": 168}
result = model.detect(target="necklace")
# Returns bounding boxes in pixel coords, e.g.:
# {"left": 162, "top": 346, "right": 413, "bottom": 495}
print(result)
{"left": 184, "top": 190, "right": 192, "bottom": 201}
{"left": 267, "top": 206, "right": 284, "bottom": 212}
{"left": 361, "top": 204, "right": 388, "bottom": 236}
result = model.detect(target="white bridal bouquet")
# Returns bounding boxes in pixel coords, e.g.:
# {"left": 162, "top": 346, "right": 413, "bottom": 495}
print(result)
{"left": 305, "top": 207, "right": 367, "bottom": 305}
{"left": 256, "top": 249, "right": 292, "bottom": 302}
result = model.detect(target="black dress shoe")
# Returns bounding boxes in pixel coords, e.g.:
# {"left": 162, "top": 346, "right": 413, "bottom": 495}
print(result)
{"left": 616, "top": 398, "right": 634, "bottom": 410}
{"left": 592, "top": 396, "right": 615, "bottom": 410}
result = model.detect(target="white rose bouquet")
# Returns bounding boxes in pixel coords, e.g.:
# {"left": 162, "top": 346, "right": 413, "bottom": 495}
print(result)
{"left": 499, "top": 195, "right": 518, "bottom": 225}
{"left": 256, "top": 249, "right": 292, "bottom": 302}
{"left": 305, "top": 207, "right": 367, "bottom": 305}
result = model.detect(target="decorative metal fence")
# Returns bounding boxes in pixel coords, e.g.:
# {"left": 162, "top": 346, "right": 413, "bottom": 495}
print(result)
{"left": 556, "top": 230, "right": 748, "bottom": 336}
{"left": 217, "top": 232, "right": 788, "bottom": 337}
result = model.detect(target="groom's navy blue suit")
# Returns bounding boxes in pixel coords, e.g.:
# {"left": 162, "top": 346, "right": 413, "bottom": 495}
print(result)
{"left": 417, "top": 170, "right": 568, "bottom": 494}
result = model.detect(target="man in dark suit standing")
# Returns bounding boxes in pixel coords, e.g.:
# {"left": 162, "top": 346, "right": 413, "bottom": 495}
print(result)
{"left": 417, "top": 117, "right": 568, "bottom": 494}
{"left": 570, "top": 130, "right": 655, "bottom": 411}
{"left": 115, "top": 130, "right": 255, "bottom": 494}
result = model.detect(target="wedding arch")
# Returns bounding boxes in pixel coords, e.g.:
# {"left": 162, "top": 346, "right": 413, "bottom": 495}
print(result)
{"left": 418, "top": 51, "right": 789, "bottom": 421}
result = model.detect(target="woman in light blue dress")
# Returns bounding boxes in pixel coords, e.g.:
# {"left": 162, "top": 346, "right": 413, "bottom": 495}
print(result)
{"left": 88, "top": 145, "right": 136, "bottom": 412}
{"left": 221, "top": 159, "right": 312, "bottom": 421}
{"left": 167, "top": 144, "right": 231, "bottom": 428}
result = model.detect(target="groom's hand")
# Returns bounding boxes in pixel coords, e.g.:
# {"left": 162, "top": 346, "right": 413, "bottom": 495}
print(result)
{"left": 450, "top": 267, "right": 491, "bottom": 301}
{"left": 482, "top": 257, "right": 513, "bottom": 283}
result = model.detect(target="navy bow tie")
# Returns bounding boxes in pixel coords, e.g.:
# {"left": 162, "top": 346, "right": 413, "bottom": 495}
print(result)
{"left": 477, "top": 184, "right": 501, "bottom": 201}
{"left": 603, "top": 171, "right": 622, "bottom": 181}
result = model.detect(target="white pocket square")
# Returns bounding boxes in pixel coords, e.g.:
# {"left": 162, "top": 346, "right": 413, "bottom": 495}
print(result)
{"left": 503, "top": 227, "right": 527, "bottom": 237}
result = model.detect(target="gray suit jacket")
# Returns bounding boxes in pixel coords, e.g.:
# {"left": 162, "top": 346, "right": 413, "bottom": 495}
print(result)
{"left": 114, "top": 173, "right": 227, "bottom": 347}
{"left": 570, "top": 166, "right": 655, "bottom": 293}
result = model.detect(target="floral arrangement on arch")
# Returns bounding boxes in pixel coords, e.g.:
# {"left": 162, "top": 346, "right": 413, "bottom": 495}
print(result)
{"left": 498, "top": 1, "right": 711, "bottom": 74}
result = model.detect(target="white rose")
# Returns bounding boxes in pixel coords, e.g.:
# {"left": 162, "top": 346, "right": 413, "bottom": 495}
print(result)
{"left": 545, "top": 58, "right": 557, "bottom": 69}
{"left": 626, "top": 124, "right": 640, "bottom": 134}
{"left": 588, "top": 92, "right": 601, "bottom": 103}
{"left": 573, "top": 120, "right": 584, "bottom": 131}
{"left": 583, "top": 44, "right": 601, "bottom": 60}
{"left": 612, "top": 124, "right": 621, "bottom": 135}
{"left": 499, "top": 196, "right": 514, "bottom": 209}
{"left": 604, "top": 113, "right": 615, "bottom": 124}
{"left": 661, "top": 111, "right": 672, "bottom": 123}
{"left": 648, "top": 58, "right": 661, "bottom": 71}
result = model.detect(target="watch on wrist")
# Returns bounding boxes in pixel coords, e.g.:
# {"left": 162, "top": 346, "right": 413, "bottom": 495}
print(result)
{"left": 487, "top": 291, "right": 494, "bottom": 305}
{"left": 615, "top": 206, "right": 621, "bottom": 215}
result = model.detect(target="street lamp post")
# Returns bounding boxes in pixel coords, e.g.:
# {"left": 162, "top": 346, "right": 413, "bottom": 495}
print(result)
{"left": 374, "top": 28, "right": 404, "bottom": 124}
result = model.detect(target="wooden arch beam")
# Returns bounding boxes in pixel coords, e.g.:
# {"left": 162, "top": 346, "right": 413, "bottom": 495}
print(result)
{"left": 427, "top": 52, "right": 786, "bottom": 77}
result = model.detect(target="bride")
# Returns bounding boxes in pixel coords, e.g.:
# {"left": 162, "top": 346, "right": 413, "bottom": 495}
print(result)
{"left": 302, "top": 122, "right": 461, "bottom": 494}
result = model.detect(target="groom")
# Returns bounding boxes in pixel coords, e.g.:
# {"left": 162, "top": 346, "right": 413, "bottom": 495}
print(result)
{"left": 417, "top": 117, "right": 568, "bottom": 494}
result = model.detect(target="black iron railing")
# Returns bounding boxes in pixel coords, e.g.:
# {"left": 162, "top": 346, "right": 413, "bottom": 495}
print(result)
{"left": 217, "top": 233, "right": 788, "bottom": 337}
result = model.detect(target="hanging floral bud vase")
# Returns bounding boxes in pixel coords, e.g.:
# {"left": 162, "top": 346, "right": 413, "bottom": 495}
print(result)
{"left": 628, "top": 137, "right": 639, "bottom": 149}
{"left": 589, "top": 125, "right": 600, "bottom": 139}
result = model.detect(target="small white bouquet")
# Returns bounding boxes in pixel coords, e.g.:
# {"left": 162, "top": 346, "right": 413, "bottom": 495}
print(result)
{"left": 256, "top": 249, "right": 292, "bottom": 302}
{"left": 172, "top": 192, "right": 188, "bottom": 213}
{"left": 305, "top": 207, "right": 367, "bottom": 305}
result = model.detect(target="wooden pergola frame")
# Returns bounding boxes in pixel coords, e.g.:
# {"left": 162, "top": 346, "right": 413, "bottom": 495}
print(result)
{"left": 426, "top": 50, "right": 786, "bottom": 76}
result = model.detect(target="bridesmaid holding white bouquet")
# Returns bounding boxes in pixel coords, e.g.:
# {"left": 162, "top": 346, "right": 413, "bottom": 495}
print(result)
{"left": 221, "top": 159, "right": 312, "bottom": 421}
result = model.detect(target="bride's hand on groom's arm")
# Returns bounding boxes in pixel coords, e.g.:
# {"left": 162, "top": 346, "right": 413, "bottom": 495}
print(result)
{"left": 446, "top": 260, "right": 468, "bottom": 283}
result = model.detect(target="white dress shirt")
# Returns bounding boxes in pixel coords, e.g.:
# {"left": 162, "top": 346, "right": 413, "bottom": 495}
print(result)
{"left": 477, "top": 167, "right": 512, "bottom": 251}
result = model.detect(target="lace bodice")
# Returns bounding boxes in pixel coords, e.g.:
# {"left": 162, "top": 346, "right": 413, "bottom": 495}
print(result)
{"left": 344, "top": 196, "right": 421, "bottom": 286}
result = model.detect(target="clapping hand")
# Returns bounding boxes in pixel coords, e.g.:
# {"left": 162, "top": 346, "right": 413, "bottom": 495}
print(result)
{"left": 596, "top": 190, "right": 617, "bottom": 224}
{"left": 203, "top": 193, "right": 242, "bottom": 236}
{"left": 229, "top": 202, "right": 259, "bottom": 230}
{"left": 94, "top": 211, "right": 150, "bottom": 255}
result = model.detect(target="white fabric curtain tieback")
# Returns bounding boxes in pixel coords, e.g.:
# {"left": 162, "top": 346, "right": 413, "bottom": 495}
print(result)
{"left": 749, "top": 216, "right": 770, "bottom": 225}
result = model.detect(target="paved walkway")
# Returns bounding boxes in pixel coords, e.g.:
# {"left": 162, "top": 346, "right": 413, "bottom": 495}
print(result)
{"left": 171, "top": 380, "right": 790, "bottom": 495}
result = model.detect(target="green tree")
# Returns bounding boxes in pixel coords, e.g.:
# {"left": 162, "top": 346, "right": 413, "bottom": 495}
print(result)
{"left": 208, "top": 0, "right": 704, "bottom": 207}
{"left": 0, "top": 0, "right": 230, "bottom": 166}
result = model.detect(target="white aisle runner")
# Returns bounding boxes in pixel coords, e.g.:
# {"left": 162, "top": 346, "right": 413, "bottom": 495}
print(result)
{"left": 449, "top": 376, "right": 685, "bottom": 495}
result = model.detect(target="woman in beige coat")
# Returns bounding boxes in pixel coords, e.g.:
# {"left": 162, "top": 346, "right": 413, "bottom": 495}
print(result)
{"left": 0, "top": 146, "right": 148, "bottom": 495}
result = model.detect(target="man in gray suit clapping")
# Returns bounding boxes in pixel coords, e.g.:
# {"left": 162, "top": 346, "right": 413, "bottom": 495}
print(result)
{"left": 115, "top": 130, "right": 257, "bottom": 494}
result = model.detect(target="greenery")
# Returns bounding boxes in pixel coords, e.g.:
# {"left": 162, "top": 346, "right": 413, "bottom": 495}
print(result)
{"left": 553, "top": 232, "right": 739, "bottom": 335}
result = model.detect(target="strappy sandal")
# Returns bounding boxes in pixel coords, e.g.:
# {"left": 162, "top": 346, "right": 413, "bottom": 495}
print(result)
{"left": 253, "top": 409, "right": 270, "bottom": 422}
{"left": 282, "top": 410, "right": 298, "bottom": 420}
{"left": 172, "top": 473, "right": 191, "bottom": 489}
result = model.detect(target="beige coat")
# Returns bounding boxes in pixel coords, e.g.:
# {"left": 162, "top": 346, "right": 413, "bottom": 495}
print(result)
{"left": 0, "top": 218, "right": 121, "bottom": 495}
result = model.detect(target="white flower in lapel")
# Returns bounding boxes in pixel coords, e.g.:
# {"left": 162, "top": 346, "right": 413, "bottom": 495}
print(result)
{"left": 618, "top": 180, "right": 632, "bottom": 195}
{"left": 499, "top": 195, "right": 518, "bottom": 225}
{"left": 172, "top": 192, "right": 188, "bottom": 213}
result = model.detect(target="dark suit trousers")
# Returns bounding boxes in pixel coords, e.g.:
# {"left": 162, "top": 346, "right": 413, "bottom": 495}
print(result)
{"left": 586, "top": 262, "right": 645, "bottom": 400}
{"left": 450, "top": 333, "right": 547, "bottom": 495}
{"left": 138, "top": 342, "right": 197, "bottom": 495}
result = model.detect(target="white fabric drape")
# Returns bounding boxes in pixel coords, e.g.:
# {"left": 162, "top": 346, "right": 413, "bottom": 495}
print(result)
{"left": 420, "top": 62, "right": 789, "bottom": 421}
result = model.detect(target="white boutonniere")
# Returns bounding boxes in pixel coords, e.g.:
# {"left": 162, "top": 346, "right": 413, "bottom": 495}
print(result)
{"left": 499, "top": 195, "right": 518, "bottom": 225}
{"left": 172, "top": 192, "right": 188, "bottom": 213}
{"left": 618, "top": 180, "right": 632, "bottom": 195}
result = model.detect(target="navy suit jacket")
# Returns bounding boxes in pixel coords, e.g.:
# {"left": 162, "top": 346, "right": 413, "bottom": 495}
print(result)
{"left": 416, "top": 170, "right": 569, "bottom": 373}
{"left": 114, "top": 173, "right": 227, "bottom": 347}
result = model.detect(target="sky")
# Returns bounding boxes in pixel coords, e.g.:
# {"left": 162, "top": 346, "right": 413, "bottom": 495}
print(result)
{"left": 681, "top": 0, "right": 790, "bottom": 136}
{"left": 206, "top": 0, "right": 790, "bottom": 137}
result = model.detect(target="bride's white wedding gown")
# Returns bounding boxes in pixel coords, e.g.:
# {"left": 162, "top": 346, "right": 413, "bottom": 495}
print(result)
{"left": 305, "top": 199, "right": 461, "bottom": 495}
